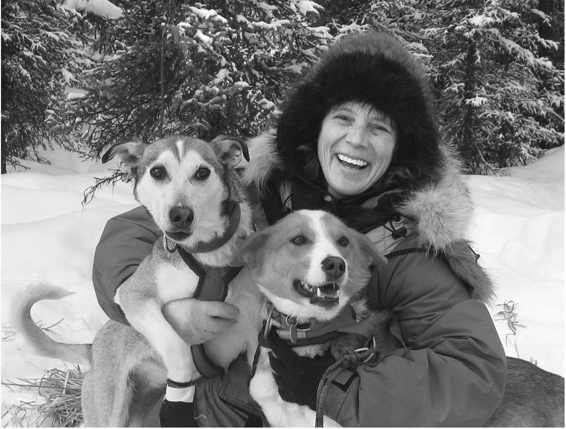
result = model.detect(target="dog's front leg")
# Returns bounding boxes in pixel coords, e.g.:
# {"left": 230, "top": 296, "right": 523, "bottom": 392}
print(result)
{"left": 127, "top": 302, "right": 198, "bottom": 384}
{"left": 249, "top": 347, "right": 341, "bottom": 427}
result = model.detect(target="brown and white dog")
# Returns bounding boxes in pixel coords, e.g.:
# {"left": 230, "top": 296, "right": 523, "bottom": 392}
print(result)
{"left": 242, "top": 209, "right": 387, "bottom": 427}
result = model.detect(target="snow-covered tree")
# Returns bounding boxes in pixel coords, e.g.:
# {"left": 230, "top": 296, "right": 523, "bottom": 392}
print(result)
{"left": 71, "top": 0, "right": 335, "bottom": 157}
{"left": 50, "top": 0, "right": 563, "bottom": 174}
{"left": 359, "top": 0, "right": 563, "bottom": 172}
{"left": 1, "top": 0, "right": 91, "bottom": 173}
{"left": 429, "top": 0, "right": 563, "bottom": 172}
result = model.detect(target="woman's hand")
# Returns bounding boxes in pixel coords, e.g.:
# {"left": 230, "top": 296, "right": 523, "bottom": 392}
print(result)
{"left": 162, "top": 298, "right": 240, "bottom": 345}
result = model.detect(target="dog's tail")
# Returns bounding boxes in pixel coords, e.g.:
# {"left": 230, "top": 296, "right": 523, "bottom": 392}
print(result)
{"left": 11, "top": 283, "right": 92, "bottom": 367}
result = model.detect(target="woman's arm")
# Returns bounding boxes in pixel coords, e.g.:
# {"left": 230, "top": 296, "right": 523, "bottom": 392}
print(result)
{"left": 92, "top": 206, "right": 159, "bottom": 323}
{"left": 320, "top": 250, "right": 507, "bottom": 426}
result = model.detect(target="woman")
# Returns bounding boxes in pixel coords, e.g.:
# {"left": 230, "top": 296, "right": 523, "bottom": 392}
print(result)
{"left": 93, "top": 31, "right": 506, "bottom": 426}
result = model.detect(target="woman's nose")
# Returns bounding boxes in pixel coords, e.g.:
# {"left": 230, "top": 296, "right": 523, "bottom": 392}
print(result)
{"left": 345, "top": 123, "right": 367, "bottom": 147}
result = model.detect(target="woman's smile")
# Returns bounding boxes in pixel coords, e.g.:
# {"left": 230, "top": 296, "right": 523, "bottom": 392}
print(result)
{"left": 335, "top": 153, "right": 369, "bottom": 169}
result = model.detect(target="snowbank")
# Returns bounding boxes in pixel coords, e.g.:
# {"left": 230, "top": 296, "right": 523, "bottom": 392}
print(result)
{"left": 466, "top": 146, "right": 564, "bottom": 372}
{"left": 1, "top": 146, "right": 563, "bottom": 424}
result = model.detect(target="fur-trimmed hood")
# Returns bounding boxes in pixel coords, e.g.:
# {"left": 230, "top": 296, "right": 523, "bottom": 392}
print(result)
{"left": 275, "top": 31, "right": 444, "bottom": 196}
{"left": 244, "top": 132, "right": 473, "bottom": 252}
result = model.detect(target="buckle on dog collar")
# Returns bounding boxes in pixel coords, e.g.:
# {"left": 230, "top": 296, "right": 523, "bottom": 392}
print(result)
{"left": 263, "top": 302, "right": 314, "bottom": 344}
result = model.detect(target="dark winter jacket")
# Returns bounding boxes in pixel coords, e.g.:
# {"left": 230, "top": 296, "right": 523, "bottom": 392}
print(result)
{"left": 92, "top": 31, "right": 506, "bottom": 426}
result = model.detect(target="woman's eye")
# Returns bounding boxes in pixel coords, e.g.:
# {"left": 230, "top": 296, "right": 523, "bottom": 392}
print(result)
{"left": 194, "top": 166, "right": 211, "bottom": 181}
{"left": 369, "top": 123, "right": 391, "bottom": 134}
{"left": 149, "top": 166, "right": 167, "bottom": 180}
{"left": 337, "top": 236, "right": 350, "bottom": 247}
{"left": 290, "top": 235, "right": 308, "bottom": 245}
{"left": 334, "top": 114, "right": 352, "bottom": 123}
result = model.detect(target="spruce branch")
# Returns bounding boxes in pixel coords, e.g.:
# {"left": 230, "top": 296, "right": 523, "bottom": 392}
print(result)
{"left": 81, "top": 170, "right": 129, "bottom": 207}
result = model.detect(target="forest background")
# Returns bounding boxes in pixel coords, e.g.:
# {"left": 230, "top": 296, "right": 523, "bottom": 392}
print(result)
{"left": 1, "top": 0, "right": 564, "bottom": 181}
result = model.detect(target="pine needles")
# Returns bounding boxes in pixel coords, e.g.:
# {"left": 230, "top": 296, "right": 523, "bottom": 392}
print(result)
{"left": 81, "top": 169, "right": 129, "bottom": 206}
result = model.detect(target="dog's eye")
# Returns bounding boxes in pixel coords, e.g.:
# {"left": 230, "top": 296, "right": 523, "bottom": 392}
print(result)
{"left": 337, "top": 236, "right": 350, "bottom": 247}
{"left": 194, "top": 166, "right": 211, "bottom": 181}
{"left": 149, "top": 166, "right": 166, "bottom": 180}
{"left": 290, "top": 235, "right": 308, "bottom": 246}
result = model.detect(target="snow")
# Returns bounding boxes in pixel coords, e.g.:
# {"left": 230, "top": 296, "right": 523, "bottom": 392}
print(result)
{"left": 189, "top": 6, "right": 228, "bottom": 24}
{"left": 62, "top": 0, "right": 123, "bottom": 20}
{"left": 291, "top": 0, "right": 324, "bottom": 16}
{"left": 1, "top": 145, "right": 564, "bottom": 424}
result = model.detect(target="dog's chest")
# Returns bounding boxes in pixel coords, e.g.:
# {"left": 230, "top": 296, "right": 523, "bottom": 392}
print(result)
{"left": 154, "top": 256, "right": 200, "bottom": 303}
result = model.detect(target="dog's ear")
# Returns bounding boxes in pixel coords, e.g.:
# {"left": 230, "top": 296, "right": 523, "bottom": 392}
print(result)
{"left": 351, "top": 228, "right": 388, "bottom": 310}
{"left": 239, "top": 230, "right": 269, "bottom": 271}
{"left": 101, "top": 141, "right": 146, "bottom": 166}
{"left": 101, "top": 141, "right": 146, "bottom": 177}
{"left": 211, "top": 135, "right": 250, "bottom": 171}
{"left": 351, "top": 228, "right": 387, "bottom": 267}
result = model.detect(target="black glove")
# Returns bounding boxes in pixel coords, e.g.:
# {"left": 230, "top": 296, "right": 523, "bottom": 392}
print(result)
{"left": 160, "top": 401, "right": 197, "bottom": 427}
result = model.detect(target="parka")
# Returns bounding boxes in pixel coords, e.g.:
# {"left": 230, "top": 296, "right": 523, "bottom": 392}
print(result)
{"left": 92, "top": 31, "right": 506, "bottom": 426}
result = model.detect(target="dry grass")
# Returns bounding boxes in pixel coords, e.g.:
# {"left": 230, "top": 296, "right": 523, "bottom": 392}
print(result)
{"left": 2, "top": 367, "right": 83, "bottom": 427}
{"left": 494, "top": 300, "right": 526, "bottom": 358}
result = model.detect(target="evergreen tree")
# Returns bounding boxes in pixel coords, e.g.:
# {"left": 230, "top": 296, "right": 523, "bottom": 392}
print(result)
{"left": 71, "top": 0, "right": 335, "bottom": 158}
{"left": 363, "top": 0, "right": 563, "bottom": 172}
{"left": 431, "top": 0, "right": 563, "bottom": 172}
{"left": 1, "top": 0, "right": 90, "bottom": 173}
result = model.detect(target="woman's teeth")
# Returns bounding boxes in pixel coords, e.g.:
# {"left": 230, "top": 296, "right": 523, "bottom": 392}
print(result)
{"left": 336, "top": 153, "right": 368, "bottom": 169}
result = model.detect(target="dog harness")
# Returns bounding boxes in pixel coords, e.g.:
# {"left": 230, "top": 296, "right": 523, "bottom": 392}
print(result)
{"left": 176, "top": 246, "right": 243, "bottom": 378}
{"left": 165, "top": 198, "right": 246, "bottom": 379}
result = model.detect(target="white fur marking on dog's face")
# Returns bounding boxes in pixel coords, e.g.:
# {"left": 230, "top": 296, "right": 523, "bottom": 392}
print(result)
{"left": 305, "top": 211, "right": 347, "bottom": 286}
{"left": 175, "top": 139, "right": 185, "bottom": 160}
{"left": 136, "top": 144, "right": 228, "bottom": 247}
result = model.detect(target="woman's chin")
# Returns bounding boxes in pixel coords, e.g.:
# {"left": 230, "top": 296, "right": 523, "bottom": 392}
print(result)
{"left": 327, "top": 167, "right": 373, "bottom": 196}
{"left": 328, "top": 178, "right": 371, "bottom": 197}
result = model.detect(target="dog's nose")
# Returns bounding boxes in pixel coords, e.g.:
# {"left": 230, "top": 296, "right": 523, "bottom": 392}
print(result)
{"left": 321, "top": 256, "right": 345, "bottom": 281}
{"left": 169, "top": 206, "right": 194, "bottom": 228}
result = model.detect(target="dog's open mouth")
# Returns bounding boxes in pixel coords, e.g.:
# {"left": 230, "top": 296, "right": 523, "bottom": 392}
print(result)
{"left": 165, "top": 230, "right": 192, "bottom": 241}
{"left": 293, "top": 279, "right": 340, "bottom": 307}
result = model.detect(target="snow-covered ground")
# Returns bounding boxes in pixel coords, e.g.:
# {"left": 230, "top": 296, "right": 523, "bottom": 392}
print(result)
{"left": 1, "top": 146, "right": 564, "bottom": 425}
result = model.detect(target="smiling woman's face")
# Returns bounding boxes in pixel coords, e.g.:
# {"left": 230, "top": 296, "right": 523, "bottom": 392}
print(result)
{"left": 317, "top": 102, "right": 397, "bottom": 198}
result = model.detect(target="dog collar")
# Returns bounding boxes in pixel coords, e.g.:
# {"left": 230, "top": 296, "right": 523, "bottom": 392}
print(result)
{"left": 262, "top": 302, "right": 347, "bottom": 347}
